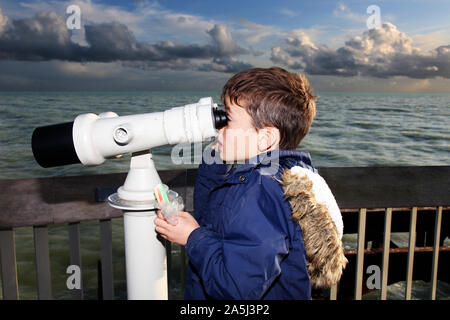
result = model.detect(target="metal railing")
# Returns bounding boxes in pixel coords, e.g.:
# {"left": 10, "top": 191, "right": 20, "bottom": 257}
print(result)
{"left": 0, "top": 166, "right": 449, "bottom": 300}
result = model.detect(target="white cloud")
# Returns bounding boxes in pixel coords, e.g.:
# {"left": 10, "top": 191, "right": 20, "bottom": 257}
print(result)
{"left": 278, "top": 8, "right": 300, "bottom": 18}
{"left": 412, "top": 28, "right": 450, "bottom": 51}
{"left": 271, "top": 22, "right": 450, "bottom": 79}
{"left": 230, "top": 17, "right": 283, "bottom": 45}
{"left": 333, "top": 2, "right": 367, "bottom": 23}
{"left": 0, "top": 8, "right": 8, "bottom": 33}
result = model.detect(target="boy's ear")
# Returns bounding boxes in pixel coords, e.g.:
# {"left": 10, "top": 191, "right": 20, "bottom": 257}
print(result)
{"left": 257, "top": 127, "right": 280, "bottom": 152}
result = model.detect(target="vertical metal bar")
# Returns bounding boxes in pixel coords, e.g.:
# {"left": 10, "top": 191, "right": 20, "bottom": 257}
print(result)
{"left": 166, "top": 240, "right": 172, "bottom": 300}
{"left": 99, "top": 219, "right": 114, "bottom": 300}
{"left": 68, "top": 222, "right": 83, "bottom": 300}
{"left": 330, "top": 283, "right": 338, "bottom": 300}
{"left": 0, "top": 229, "right": 19, "bottom": 300}
{"left": 354, "top": 208, "right": 366, "bottom": 300}
{"left": 430, "top": 206, "right": 442, "bottom": 300}
{"left": 405, "top": 207, "right": 417, "bottom": 300}
{"left": 33, "top": 226, "right": 52, "bottom": 300}
{"left": 181, "top": 245, "right": 186, "bottom": 293}
{"left": 380, "top": 208, "right": 392, "bottom": 300}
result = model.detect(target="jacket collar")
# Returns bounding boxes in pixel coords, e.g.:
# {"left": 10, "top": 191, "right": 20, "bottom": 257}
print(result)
{"left": 224, "top": 149, "right": 316, "bottom": 184}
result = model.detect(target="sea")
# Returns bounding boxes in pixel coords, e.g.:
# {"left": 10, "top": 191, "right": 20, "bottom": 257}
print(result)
{"left": 0, "top": 91, "right": 449, "bottom": 300}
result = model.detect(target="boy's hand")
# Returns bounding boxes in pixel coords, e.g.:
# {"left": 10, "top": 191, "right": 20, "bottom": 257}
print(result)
{"left": 154, "top": 209, "right": 200, "bottom": 246}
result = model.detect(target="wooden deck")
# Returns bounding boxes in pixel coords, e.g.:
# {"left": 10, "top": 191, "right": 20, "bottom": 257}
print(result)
{"left": 0, "top": 166, "right": 449, "bottom": 300}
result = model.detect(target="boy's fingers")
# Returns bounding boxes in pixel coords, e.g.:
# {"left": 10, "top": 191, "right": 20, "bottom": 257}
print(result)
{"left": 154, "top": 217, "right": 170, "bottom": 229}
{"left": 155, "top": 226, "right": 164, "bottom": 236}
{"left": 178, "top": 211, "right": 190, "bottom": 217}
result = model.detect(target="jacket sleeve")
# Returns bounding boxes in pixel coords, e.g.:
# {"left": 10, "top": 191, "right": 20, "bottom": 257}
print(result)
{"left": 194, "top": 148, "right": 231, "bottom": 223}
{"left": 186, "top": 184, "right": 289, "bottom": 299}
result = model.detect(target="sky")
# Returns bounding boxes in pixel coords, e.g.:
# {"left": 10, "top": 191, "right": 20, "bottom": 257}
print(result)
{"left": 0, "top": 0, "right": 449, "bottom": 91}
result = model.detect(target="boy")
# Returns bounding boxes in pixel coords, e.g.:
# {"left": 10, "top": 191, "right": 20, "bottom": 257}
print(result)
{"left": 154, "top": 67, "right": 346, "bottom": 300}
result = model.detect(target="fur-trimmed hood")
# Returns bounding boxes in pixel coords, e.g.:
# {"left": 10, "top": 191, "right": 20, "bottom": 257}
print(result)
{"left": 275, "top": 166, "right": 348, "bottom": 288}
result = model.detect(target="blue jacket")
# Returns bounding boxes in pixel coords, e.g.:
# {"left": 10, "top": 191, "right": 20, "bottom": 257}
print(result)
{"left": 184, "top": 148, "right": 317, "bottom": 300}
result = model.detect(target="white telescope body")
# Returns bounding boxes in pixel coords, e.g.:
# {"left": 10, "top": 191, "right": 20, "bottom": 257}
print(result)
{"left": 72, "top": 97, "right": 218, "bottom": 166}
{"left": 31, "top": 97, "right": 228, "bottom": 300}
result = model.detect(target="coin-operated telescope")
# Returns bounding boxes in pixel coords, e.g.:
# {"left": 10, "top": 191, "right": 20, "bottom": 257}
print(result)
{"left": 32, "top": 97, "right": 228, "bottom": 299}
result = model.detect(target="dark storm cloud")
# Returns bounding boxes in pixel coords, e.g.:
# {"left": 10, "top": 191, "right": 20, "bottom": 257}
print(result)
{"left": 271, "top": 23, "right": 450, "bottom": 79}
{"left": 198, "top": 57, "right": 253, "bottom": 73}
{"left": 0, "top": 11, "right": 252, "bottom": 72}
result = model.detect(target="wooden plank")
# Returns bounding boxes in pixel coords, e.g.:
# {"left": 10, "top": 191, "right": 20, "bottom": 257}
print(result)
{"left": 380, "top": 208, "right": 392, "bottom": 300}
{"left": 99, "top": 219, "right": 114, "bottom": 300}
{"left": 68, "top": 222, "right": 83, "bottom": 300}
{"left": 0, "top": 173, "right": 126, "bottom": 228}
{"left": 0, "top": 167, "right": 449, "bottom": 228}
{"left": 405, "top": 207, "right": 417, "bottom": 300}
{"left": 344, "top": 245, "right": 450, "bottom": 255}
{"left": 33, "top": 226, "right": 52, "bottom": 300}
{"left": 318, "top": 166, "right": 450, "bottom": 209}
{"left": 0, "top": 169, "right": 193, "bottom": 229}
{"left": 0, "top": 229, "right": 19, "bottom": 300}
{"left": 354, "top": 208, "right": 366, "bottom": 300}
{"left": 430, "top": 206, "right": 442, "bottom": 300}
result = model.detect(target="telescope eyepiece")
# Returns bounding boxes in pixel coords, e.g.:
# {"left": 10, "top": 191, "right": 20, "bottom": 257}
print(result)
{"left": 212, "top": 108, "right": 229, "bottom": 130}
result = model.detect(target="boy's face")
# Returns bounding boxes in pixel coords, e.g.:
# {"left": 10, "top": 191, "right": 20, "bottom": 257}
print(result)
{"left": 216, "top": 98, "right": 262, "bottom": 162}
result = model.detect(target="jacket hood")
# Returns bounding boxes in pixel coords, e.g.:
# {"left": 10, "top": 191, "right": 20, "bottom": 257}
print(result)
{"left": 276, "top": 166, "right": 348, "bottom": 288}
{"left": 246, "top": 149, "right": 347, "bottom": 288}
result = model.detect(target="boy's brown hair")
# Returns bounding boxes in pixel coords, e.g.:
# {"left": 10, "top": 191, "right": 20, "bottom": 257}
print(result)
{"left": 221, "top": 67, "right": 316, "bottom": 150}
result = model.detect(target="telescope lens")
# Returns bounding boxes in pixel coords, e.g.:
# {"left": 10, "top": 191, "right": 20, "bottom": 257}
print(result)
{"left": 32, "top": 122, "right": 81, "bottom": 168}
{"left": 212, "top": 108, "right": 229, "bottom": 130}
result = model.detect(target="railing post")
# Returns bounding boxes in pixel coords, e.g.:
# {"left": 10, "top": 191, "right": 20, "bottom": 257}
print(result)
{"left": 380, "top": 208, "right": 392, "bottom": 300}
{"left": 330, "top": 283, "right": 338, "bottom": 300}
{"left": 405, "top": 207, "right": 417, "bottom": 300}
{"left": 68, "top": 222, "right": 83, "bottom": 300}
{"left": 0, "top": 229, "right": 19, "bottom": 300}
{"left": 354, "top": 208, "right": 366, "bottom": 300}
{"left": 99, "top": 219, "right": 114, "bottom": 300}
{"left": 33, "top": 225, "right": 52, "bottom": 300}
{"left": 430, "top": 206, "right": 442, "bottom": 300}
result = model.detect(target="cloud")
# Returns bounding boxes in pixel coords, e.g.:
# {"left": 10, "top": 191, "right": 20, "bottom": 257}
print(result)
{"left": 0, "top": 11, "right": 75, "bottom": 61}
{"left": 198, "top": 57, "right": 253, "bottom": 73}
{"left": 333, "top": 2, "right": 366, "bottom": 23}
{"left": 0, "top": 10, "right": 252, "bottom": 72}
{"left": 207, "top": 24, "right": 248, "bottom": 56}
{"left": 278, "top": 8, "right": 300, "bottom": 18}
{"left": 271, "top": 22, "right": 450, "bottom": 79}
{"left": 0, "top": 8, "right": 7, "bottom": 33}
{"left": 231, "top": 17, "right": 283, "bottom": 45}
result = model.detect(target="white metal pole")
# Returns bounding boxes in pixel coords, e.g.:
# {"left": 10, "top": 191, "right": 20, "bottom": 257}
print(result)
{"left": 108, "top": 151, "right": 168, "bottom": 300}
{"left": 123, "top": 210, "right": 167, "bottom": 300}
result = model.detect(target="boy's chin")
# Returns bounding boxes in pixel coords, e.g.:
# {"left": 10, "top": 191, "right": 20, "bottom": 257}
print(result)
{"left": 218, "top": 151, "right": 250, "bottom": 164}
